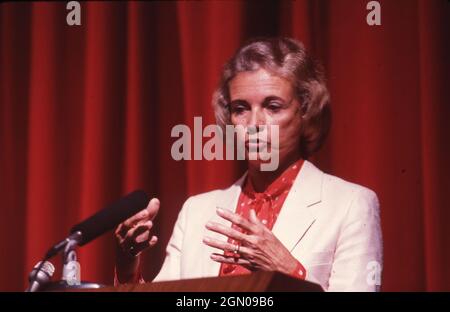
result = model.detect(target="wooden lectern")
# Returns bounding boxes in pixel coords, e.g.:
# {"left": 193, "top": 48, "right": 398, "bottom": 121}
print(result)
{"left": 91, "top": 271, "right": 323, "bottom": 292}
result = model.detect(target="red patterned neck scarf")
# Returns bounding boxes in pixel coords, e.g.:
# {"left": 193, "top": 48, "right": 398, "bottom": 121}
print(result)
{"left": 219, "top": 158, "right": 304, "bottom": 276}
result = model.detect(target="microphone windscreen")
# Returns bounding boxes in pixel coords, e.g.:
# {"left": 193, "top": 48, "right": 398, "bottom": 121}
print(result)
{"left": 27, "top": 260, "right": 55, "bottom": 292}
{"left": 70, "top": 190, "right": 149, "bottom": 246}
{"left": 30, "top": 261, "right": 55, "bottom": 280}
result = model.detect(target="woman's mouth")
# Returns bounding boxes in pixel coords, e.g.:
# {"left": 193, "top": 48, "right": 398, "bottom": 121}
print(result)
{"left": 245, "top": 139, "right": 268, "bottom": 149}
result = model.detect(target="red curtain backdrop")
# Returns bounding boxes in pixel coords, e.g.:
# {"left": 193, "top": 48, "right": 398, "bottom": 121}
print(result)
{"left": 0, "top": 0, "right": 449, "bottom": 291}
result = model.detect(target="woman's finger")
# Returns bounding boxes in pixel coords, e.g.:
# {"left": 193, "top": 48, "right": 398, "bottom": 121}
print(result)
{"left": 115, "top": 222, "right": 125, "bottom": 240}
{"left": 205, "top": 221, "right": 249, "bottom": 243}
{"left": 148, "top": 235, "right": 158, "bottom": 247}
{"left": 210, "top": 253, "right": 252, "bottom": 266}
{"left": 216, "top": 207, "right": 258, "bottom": 233}
{"left": 203, "top": 236, "right": 237, "bottom": 253}
{"left": 135, "top": 230, "right": 150, "bottom": 243}
{"left": 248, "top": 209, "right": 264, "bottom": 227}
{"left": 146, "top": 198, "right": 160, "bottom": 221}
{"left": 203, "top": 236, "right": 253, "bottom": 258}
{"left": 128, "top": 235, "right": 159, "bottom": 257}
{"left": 119, "top": 197, "right": 160, "bottom": 232}
{"left": 121, "top": 223, "right": 152, "bottom": 250}
{"left": 123, "top": 209, "right": 150, "bottom": 229}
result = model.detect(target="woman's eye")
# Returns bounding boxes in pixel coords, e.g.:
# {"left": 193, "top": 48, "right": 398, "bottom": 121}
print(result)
{"left": 267, "top": 102, "right": 282, "bottom": 111}
{"left": 231, "top": 105, "right": 247, "bottom": 114}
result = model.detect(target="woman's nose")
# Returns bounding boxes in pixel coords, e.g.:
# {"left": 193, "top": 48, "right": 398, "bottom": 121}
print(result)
{"left": 245, "top": 109, "right": 266, "bottom": 134}
{"left": 248, "top": 108, "right": 265, "bottom": 127}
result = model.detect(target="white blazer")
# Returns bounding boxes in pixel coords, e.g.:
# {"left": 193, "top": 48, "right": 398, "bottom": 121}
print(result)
{"left": 153, "top": 160, "right": 383, "bottom": 291}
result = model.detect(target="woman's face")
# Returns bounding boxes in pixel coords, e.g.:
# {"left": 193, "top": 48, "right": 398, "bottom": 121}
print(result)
{"left": 229, "top": 68, "right": 303, "bottom": 170}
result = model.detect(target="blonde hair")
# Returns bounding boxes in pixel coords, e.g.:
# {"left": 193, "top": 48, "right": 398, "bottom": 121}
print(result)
{"left": 212, "top": 37, "right": 331, "bottom": 158}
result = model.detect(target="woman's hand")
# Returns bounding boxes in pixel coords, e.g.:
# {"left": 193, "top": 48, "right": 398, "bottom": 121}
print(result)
{"left": 114, "top": 198, "right": 160, "bottom": 282}
{"left": 203, "top": 207, "right": 298, "bottom": 275}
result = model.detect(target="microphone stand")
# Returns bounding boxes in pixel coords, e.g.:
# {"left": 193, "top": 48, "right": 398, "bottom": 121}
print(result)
{"left": 61, "top": 232, "right": 81, "bottom": 286}
{"left": 34, "top": 232, "right": 103, "bottom": 291}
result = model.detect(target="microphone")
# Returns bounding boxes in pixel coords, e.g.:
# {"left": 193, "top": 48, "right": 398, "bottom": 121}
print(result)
{"left": 45, "top": 190, "right": 149, "bottom": 258}
{"left": 26, "top": 261, "right": 55, "bottom": 292}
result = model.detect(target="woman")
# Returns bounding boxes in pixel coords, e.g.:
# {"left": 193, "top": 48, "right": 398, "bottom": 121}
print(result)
{"left": 114, "top": 37, "right": 383, "bottom": 291}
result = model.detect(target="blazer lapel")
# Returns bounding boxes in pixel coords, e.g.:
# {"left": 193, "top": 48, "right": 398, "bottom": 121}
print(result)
{"left": 201, "top": 160, "right": 323, "bottom": 277}
{"left": 272, "top": 160, "right": 323, "bottom": 252}
{"left": 201, "top": 173, "right": 247, "bottom": 277}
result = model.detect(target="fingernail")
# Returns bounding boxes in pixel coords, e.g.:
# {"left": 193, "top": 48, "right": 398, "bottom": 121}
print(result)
{"left": 205, "top": 222, "right": 213, "bottom": 228}
{"left": 217, "top": 207, "right": 224, "bottom": 214}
